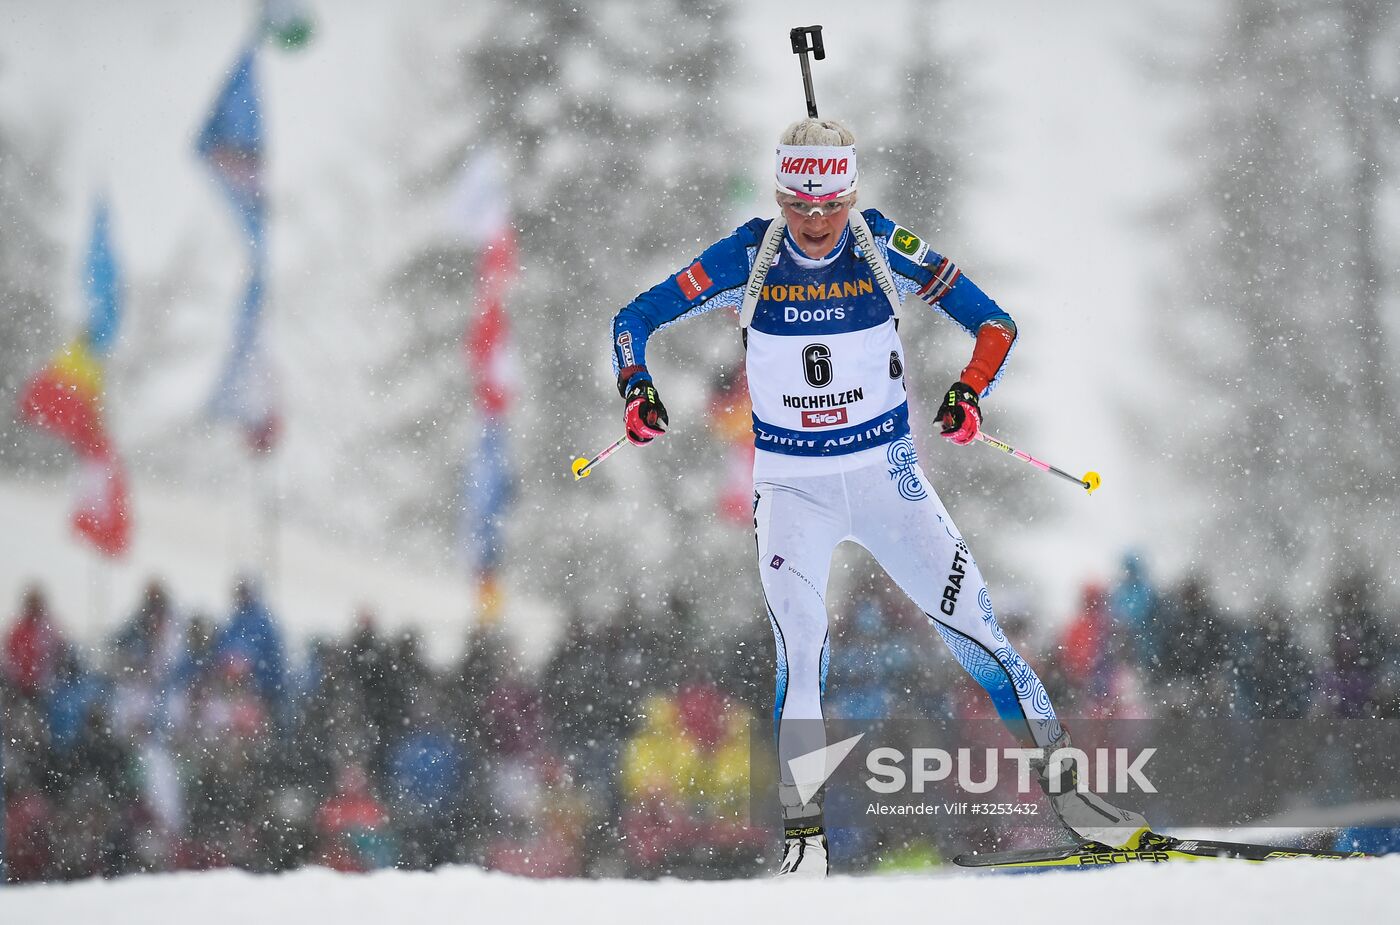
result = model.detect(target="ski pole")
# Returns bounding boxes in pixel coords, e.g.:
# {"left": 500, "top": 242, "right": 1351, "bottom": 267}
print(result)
{"left": 975, "top": 431, "right": 1102, "bottom": 494}
{"left": 790, "top": 25, "right": 826, "bottom": 118}
{"left": 571, "top": 435, "right": 628, "bottom": 481}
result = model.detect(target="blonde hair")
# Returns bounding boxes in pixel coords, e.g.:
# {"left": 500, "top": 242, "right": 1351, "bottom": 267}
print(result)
{"left": 775, "top": 118, "right": 859, "bottom": 209}
{"left": 778, "top": 118, "right": 856, "bottom": 147}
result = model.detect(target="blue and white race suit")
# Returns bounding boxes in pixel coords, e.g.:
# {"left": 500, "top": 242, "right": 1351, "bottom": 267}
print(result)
{"left": 612, "top": 209, "right": 1063, "bottom": 815}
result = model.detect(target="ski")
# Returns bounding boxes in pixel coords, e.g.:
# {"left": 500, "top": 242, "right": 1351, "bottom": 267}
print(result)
{"left": 952, "top": 831, "right": 1368, "bottom": 869}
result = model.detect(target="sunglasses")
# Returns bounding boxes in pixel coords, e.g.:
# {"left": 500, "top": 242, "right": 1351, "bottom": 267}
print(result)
{"left": 776, "top": 190, "right": 856, "bottom": 219}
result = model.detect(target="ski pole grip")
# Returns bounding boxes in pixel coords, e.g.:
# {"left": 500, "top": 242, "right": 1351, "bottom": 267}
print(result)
{"left": 790, "top": 25, "right": 825, "bottom": 118}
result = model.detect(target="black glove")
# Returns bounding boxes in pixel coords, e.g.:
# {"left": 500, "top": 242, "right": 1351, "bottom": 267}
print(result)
{"left": 938, "top": 381, "right": 981, "bottom": 445}
{"left": 623, "top": 379, "right": 669, "bottom": 446}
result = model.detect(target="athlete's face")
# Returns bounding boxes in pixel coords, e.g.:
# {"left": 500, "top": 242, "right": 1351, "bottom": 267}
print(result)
{"left": 782, "top": 200, "right": 852, "bottom": 259}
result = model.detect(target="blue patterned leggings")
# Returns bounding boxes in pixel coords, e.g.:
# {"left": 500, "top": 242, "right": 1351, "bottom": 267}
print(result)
{"left": 755, "top": 441, "right": 1063, "bottom": 798}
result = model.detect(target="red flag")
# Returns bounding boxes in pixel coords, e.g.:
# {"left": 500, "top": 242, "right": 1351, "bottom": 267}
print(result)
{"left": 18, "top": 201, "right": 132, "bottom": 557}
{"left": 72, "top": 452, "right": 131, "bottom": 557}
{"left": 19, "top": 346, "right": 132, "bottom": 555}
{"left": 18, "top": 341, "right": 112, "bottom": 458}
{"left": 465, "top": 227, "right": 518, "bottom": 417}
{"left": 451, "top": 149, "right": 519, "bottom": 417}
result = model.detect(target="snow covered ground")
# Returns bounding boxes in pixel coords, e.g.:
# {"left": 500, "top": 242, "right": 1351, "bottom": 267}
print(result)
{"left": 1, "top": 857, "right": 1392, "bottom": 924}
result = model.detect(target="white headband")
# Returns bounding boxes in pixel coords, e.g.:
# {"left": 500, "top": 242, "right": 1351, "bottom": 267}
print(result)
{"left": 775, "top": 144, "right": 858, "bottom": 200}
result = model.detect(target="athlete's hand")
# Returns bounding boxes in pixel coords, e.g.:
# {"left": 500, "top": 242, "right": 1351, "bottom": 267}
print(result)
{"left": 938, "top": 381, "right": 981, "bottom": 446}
{"left": 623, "top": 379, "right": 669, "bottom": 446}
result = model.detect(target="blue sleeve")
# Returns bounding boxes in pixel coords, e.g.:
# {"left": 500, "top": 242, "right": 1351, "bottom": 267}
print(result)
{"left": 610, "top": 219, "right": 767, "bottom": 390}
{"left": 863, "top": 208, "right": 1015, "bottom": 337}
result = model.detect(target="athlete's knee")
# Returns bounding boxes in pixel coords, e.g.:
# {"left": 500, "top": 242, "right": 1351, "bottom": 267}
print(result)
{"left": 766, "top": 575, "right": 829, "bottom": 632}
{"left": 781, "top": 634, "right": 827, "bottom": 676}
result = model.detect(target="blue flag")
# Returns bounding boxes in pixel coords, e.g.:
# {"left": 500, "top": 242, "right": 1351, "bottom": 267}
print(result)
{"left": 197, "top": 45, "right": 277, "bottom": 451}
{"left": 196, "top": 46, "right": 264, "bottom": 238}
{"left": 84, "top": 199, "right": 122, "bottom": 356}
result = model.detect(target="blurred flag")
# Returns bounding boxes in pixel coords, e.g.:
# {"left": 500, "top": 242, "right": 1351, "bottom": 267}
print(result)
{"left": 196, "top": 47, "right": 263, "bottom": 237}
{"left": 196, "top": 45, "right": 279, "bottom": 453}
{"left": 465, "top": 239, "right": 518, "bottom": 416}
{"left": 443, "top": 148, "right": 510, "bottom": 249}
{"left": 18, "top": 200, "right": 132, "bottom": 556}
{"left": 453, "top": 148, "right": 519, "bottom": 414}
{"left": 460, "top": 421, "right": 512, "bottom": 612}
{"left": 709, "top": 366, "right": 754, "bottom": 525}
{"left": 71, "top": 455, "right": 131, "bottom": 557}
{"left": 261, "top": 0, "right": 315, "bottom": 51}
{"left": 451, "top": 150, "right": 519, "bottom": 622}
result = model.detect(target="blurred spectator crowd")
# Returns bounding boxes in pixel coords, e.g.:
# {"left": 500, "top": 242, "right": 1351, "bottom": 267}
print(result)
{"left": 1, "top": 577, "right": 773, "bottom": 883}
{"left": 3, "top": 554, "right": 1397, "bottom": 883}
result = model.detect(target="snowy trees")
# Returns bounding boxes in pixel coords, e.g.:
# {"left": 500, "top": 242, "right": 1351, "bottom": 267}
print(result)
{"left": 875, "top": 20, "right": 1041, "bottom": 526}
{"left": 441, "top": 4, "right": 990, "bottom": 629}
{"left": 0, "top": 96, "right": 62, "bottom": 474}
{"left": 1, "top": 3, "right": 988, "bottom": 639}
{"left": 450, "top": 1, "right": 752, "bottom": 621}
{"left": 347, "top": 2, "right": 988, "bottom": 632}
{"left": 1161, "top": 0, "right": 1400, "bottom": 601}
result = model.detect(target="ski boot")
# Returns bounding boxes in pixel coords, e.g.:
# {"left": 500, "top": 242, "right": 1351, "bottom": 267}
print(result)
{"left": 777, "top": 782, "right": 829, "bottom": 877}
{"left": 1033, "top": 730, "right": 1152, "bottom": 849}
{"left": 779, "top": 818, "right": 829, "bottom": 877}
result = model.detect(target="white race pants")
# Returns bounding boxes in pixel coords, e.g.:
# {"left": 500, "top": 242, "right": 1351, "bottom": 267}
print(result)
{"left": 754, "top": 438, "right": 1063, "bottom": 807}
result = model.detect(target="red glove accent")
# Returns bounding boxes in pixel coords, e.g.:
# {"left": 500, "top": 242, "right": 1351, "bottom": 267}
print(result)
{"left": 623, "top": 381, "right": 669, "bottom": 446}
{"left": 625, "top": 402, "right": 666, "bottom": 444}
{"left": 959, "top": 322, "right": 1016, "bottom": 394}
{"left": 942, "top": 404, "right": 980, "bottom": 445}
